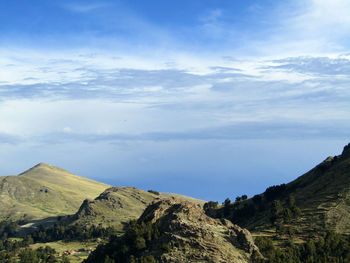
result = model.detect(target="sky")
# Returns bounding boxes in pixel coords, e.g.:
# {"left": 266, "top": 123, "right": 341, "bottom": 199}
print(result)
{"left": 1, "top": 0, "right": 350, "bottom": 201}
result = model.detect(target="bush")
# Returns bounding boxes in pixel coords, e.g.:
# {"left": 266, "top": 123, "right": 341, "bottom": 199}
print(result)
{"left": 148, "top": 190, "right": 160, "bottom": 196}
{"left": 264, "top": 184, "right": 286, "bottom": 201}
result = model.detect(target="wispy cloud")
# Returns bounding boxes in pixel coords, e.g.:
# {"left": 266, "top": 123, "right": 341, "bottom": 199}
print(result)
{"left": 2, "top": 51, "right": 350, "bottom": 132}
{"left": 1, "top": 0, "right": 350, "bottom": 199}
{"left": 268, "top": 56, "right": 350, "bottom": 76}
{"left": 62, "top": 2, "right": 112, "bottom": 13}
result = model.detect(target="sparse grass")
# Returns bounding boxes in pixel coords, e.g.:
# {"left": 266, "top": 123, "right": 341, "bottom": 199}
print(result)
{"left": 0, "top": 163, "right": 110, "bottom": 221}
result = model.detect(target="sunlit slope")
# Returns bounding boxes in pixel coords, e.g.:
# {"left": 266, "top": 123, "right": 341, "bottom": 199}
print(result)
{"left": 72, "top": 187, "right": 206, "bottom": 232}
{"left": 160, "top": 192, "right": 206, "bottom": 206}
{"left": 0, "top": 163, "right": 110, "bottom": 220}
{"left": 73, "top": 187, "right": 158, "bottom": 230}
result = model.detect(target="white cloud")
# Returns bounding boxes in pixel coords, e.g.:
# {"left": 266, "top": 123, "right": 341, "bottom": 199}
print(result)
{"left": 232, "top": 0, "right": 350, "bottom": 57}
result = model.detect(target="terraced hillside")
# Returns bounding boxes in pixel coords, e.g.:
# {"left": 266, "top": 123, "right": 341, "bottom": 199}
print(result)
{"left": 0, "top": 163, "right": 110, "bottom": 220}
{"left": 286, "top": 142, "right": 350, "bottom": 233}
{"left": 210, "top": 143, "right": 350, "bottom": 236}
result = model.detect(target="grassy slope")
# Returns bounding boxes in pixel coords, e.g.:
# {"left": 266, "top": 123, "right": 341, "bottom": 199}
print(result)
{"left": 0, "top": 163, "right": 110, "bottom": 221}
{"left": 72, "top": 187, "right": 158, "bottom": 231}
{"left": 72, "top": 187, "right": 206, "bottom": 232}
{"left": 0, "top": 162, "right": 205, "bottom": 233}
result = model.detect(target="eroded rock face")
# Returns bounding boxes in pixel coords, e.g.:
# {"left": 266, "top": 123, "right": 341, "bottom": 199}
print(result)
{"left": 139, "top": 198, "right": 264, "bottom": 263}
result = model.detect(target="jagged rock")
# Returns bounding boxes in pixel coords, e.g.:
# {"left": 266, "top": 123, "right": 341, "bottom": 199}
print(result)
{"left": 138, "top": 198, "right": 263, "bottom": 263}
{"left": 84, "top": 198, "right": 264, "bottom": 263}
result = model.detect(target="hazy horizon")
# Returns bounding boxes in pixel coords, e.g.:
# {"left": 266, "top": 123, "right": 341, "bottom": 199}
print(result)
{"left": 1, "top": 0, "right": 350, "bottom": 201}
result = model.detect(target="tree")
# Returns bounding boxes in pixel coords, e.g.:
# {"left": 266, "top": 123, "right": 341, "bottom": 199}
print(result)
{"left": 104, "top": 255, "right": 114, "bottom": 263}
{"left": 61, "top": 254, "right": 70, "bottom": 263}
{"left": 223, "top": 198, "right": 231, "bottom": 206}
{"left": 135, "top": 237, "right": 146, "bottom": 250}
{"left": 147, "top": 190, "right": 160, "bottom": 196}
{"left": 23, "top": 235, "right": 34, "bottom": 246}
{"left": 203, "top": 201, "right": 218, "bottom": 210}
{"left": 288, "top": 196, "right": 295, "bottom": 207}
{"left": 19, "top": 248, "right": 39, "bottom": 263}
{"left": 252, "top": 195, "right": 262, "bottom": 205}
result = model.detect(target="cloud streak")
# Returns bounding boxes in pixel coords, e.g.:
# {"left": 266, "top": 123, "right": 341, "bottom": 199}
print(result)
{"left": 24, "top": 121, "right": 350, "bottom": 145}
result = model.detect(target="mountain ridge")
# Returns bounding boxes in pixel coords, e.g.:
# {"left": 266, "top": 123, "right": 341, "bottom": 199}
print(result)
{"left": 0, "top": 163, "right": 110, "bottom": 221}
{"left": 70, "top": 186, "right": 206, "bottom": 232}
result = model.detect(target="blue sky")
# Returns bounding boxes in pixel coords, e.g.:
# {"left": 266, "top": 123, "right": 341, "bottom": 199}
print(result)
{"left": 1, "top": 0, "right": 350, "bottom": 201}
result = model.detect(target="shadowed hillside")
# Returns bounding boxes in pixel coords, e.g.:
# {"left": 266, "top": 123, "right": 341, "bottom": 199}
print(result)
{"left": 207, "top": 143, "right": 350, "bottom": 237}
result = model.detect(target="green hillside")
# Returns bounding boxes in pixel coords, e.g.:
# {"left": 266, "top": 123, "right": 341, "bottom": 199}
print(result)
{"left": 208, "top": 143, "right": 350, "bottom": 236}
{"left": 72, "top": 187, "right": 159, "bottom": 231}
{"left": 0, "top": 163, "right": 110, "bottom": 221}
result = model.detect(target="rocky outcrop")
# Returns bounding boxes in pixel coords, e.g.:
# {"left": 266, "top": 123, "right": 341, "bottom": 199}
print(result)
{"left": 139, "top": 198, "right": 263, "bottom": 263}
{"left": 72, "top": 187, "right": 158, "bottom": 229}
{"left": 341, "top": 143, "right": 350, "bottom": 158}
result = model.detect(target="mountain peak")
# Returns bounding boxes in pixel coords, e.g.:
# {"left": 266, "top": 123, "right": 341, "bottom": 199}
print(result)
{"left": 19, "top": 162, "right": 61, "bottom": 176}
{"left": 34, "top": 162, "right": 52, "bottom": 168}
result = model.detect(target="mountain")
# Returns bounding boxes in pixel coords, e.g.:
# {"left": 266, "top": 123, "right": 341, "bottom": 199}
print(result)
{"left": 71, "top": 187, "right": 206, "bottom": 232}
{"left": 0, "top": 163, "right": 205, "bottom": 230}
{"left": 0, "top": 163, "right": 110, "bottom": 221}
{"left": 211, "top": 142, "right": 350, "bottom": 236}
{"left": 84, "top": 198, "right": 263, "bottom": 263}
